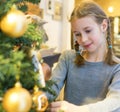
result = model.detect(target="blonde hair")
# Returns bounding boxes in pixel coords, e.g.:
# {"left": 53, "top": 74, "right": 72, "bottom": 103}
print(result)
{"left": 70, "top": 0, "right": 119, "bottom": 66}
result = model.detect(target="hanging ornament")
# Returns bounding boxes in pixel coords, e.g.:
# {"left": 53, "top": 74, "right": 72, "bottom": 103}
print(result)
{"left": 31, "top": 50, "right": 46, "bottom": 87}
{"left": 2, "top": 81, "right": 32, "bottom": 112}
{"left": 32, "top": 85, "right": 48, "bottom": 112}
{"left": 0, "top": 21, "right": 1, "bottom": 30}
{"left": 42, "top": 62, "right": 51, "bottom": 81}
{"left": 0, "top": 4, "right": 27, "bottom": 38}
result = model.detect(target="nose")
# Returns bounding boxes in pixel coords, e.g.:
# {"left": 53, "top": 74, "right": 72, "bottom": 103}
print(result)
{"left": 81, "top": 33, "right": 88, "bottom": 42}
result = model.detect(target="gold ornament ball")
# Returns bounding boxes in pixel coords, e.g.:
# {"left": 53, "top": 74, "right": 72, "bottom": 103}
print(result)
{"left": 32, "top": 91, "right": 48, "bottom": 112}
{"left": 0, "top": 5, "right": 27, "bottom": 38}
{"left": 0, "top": 22, "right": 1, "bottom": 29}
{"left": 2, "top": 82, "right": 32, "bottom": 112}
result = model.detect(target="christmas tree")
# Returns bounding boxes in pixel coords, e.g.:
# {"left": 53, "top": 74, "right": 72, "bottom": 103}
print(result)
{"left": 0, "top": 0, "right": 56, "bottom": 111}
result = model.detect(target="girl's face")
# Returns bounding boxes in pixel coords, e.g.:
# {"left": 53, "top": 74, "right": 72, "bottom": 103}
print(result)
{"left": 71, "top": 16, "right": 108, "bottom": 54}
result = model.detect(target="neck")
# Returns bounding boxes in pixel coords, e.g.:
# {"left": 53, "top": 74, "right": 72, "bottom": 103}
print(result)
{"left": 83, "top": 49, "right": 107, "bottom": 62}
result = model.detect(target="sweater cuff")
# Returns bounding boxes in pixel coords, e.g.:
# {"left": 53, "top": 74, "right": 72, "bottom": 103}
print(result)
{"left": 78, "top": 105, "right": 90, "bottom": 112}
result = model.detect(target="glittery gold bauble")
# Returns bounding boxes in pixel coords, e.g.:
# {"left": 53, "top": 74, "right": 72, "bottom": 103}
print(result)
{"left": 32, "top": 87, "right": 48, "bottom": 112}
{"left": 0, "top": 22, "right": 1, "bottom": 29}
{"left": 2, "top": 82, "right": 32, "bottom": 112}
{"left": 0, "top": 5, "right": 27, "bottom": 38}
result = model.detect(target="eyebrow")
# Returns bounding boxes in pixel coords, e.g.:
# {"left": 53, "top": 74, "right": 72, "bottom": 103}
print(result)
{"left": 73, "top": 26, "right": 91, "bottom": 33}
{"left": 83, "top": 26, "right": 91, "bottom": 30}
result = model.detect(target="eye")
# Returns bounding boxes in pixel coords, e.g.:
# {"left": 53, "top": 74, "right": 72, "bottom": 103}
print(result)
{"left": 74, "top": 33, "right": 81, "bottom": 37}
{"left": 85, "top": 29, "right": 91, "bottom": 33}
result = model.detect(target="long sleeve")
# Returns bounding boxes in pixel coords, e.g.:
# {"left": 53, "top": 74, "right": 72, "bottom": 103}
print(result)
{"left": 46, "top": 51, "right": 70, "bottom": 101}
{"left": 46, "top": 50, "right": 120, "bottom": 112}
{"left": 79, "top": 92, "right": 120, "bottom": 112}
{"left": 79, "top": 67, "right": 120, "bottom": 112}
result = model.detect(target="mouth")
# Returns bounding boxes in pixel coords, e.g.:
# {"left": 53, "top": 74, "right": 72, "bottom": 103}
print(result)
{"left": 84, "top": 43, "right": 92, "bottom": 48}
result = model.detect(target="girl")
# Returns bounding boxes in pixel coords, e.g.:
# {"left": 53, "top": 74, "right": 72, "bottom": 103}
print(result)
{"left": 47, "top": 0, "right": 120, "bottom": 112}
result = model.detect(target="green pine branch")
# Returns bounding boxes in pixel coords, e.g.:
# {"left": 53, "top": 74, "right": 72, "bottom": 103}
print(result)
{"left": 0, "top": 0, "right": 57, "bottom": 111}
{"left": 0, "top": 0, "right": 41, "bottom": 18}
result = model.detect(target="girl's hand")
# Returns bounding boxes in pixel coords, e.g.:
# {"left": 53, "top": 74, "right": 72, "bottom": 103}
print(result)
{"left": 48, "top": 100, "right": 76, "bottom": 112}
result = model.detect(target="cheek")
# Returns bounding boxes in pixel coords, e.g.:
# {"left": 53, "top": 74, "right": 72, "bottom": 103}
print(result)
{"left": 92, "top": 34, "right": 105, "bottom": 45}
{"left": 90, "top": 30, "right": 103, "bottom": 43}
{"left": 92, "top": 35, "right": 99, "bottom": 41}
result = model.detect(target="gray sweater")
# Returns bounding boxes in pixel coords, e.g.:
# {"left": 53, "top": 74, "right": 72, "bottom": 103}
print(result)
{"left": 47, "top": 50, "right": 120, "bottom": 112}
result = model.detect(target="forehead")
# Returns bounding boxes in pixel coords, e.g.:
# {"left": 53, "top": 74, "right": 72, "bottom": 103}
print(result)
{"left": 71, "top": 16, "right": 98, "bottom": 30}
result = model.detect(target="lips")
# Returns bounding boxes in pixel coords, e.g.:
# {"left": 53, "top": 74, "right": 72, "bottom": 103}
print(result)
{"left": 84, "top": 43, "right": 92, "bottom": 48}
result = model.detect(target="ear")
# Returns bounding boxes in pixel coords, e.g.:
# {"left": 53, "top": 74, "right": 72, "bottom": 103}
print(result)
{"left": 101, "top": 19, "right": 108, "bottom": 32}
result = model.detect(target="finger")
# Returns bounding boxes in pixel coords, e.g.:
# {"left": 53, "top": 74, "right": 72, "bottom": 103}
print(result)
{"left": 57, "top": 110, "right": 64, "bottom": 112}
{"left": 47, "top": 107, "right": 59, "bottom": 112}
{"left": 50, "top": 101, "right": 62, "bottom": 108}
{"left": 47, "top": 107, "right": 65, "bottom": 112}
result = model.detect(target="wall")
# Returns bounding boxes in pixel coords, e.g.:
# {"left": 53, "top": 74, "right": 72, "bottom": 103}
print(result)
{"left": 75, "top": 0, "right": 120, "bottom": 17}
{"left": 39, "top": 0, "right": 75, "bottom": 52}
{"left": 61, "top": 0, "right": 75, "bottom": 52}
{"left": 94, "top": 0, "right": 120, "bottom": 17}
